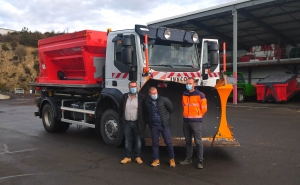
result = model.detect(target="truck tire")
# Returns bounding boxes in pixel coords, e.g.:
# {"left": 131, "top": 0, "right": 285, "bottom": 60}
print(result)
{"left": 100, "top": 109, "right": 123, "bottom": 147}
{"left": 238, "top": 90, "right": 245, "bottom": 103}
{"left": 42, "top": 104, "right": 59, "bottom": 133}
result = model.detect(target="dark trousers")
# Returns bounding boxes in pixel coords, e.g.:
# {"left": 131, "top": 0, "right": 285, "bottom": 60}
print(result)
{"left": 183, "top": 121, "right": 203, "bottom": 162}
{"left": 151, "top": 126, "right": 175, "bottom": 160}
{"left": 124, "top": 121, "right": 141, "bottom": 158}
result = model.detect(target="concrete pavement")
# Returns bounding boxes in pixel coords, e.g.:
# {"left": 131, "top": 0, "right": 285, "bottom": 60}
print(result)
{"left": 0, "top": 94, "right": 299, "bottom": 185}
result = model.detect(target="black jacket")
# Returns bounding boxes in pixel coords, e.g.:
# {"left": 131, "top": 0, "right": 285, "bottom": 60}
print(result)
{"left": 119, "top": 93, "right": 145, "bottom": 134}
{"left": 144, "top": 96, "right": 173, "bottom": 128}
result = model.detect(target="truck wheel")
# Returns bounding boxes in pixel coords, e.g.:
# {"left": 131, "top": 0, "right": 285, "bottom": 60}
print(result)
{"left": 42, "top": 104, "right": 59, "bottom": 133}
{"left": 100, "top": 109, "right": 123, "bottom": 147}
{"left": 238, "top": 90, "right": 245, "bottom": 103}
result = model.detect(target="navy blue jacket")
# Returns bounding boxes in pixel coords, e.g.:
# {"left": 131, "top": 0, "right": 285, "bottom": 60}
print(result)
{"left": 144, "top": 96, "right": 173, "bottom": 128}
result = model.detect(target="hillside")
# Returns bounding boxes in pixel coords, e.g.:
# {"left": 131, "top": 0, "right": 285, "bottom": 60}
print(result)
{"left": 0, "top": 28, "right": 64, "bottom": 92}
{"left": 0, "top": 43, "right": 38, "bottom": 92}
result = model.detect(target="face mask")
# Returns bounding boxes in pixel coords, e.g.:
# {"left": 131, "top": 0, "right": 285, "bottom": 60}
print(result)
{"left": 151, "top": 94, "right": 158, "bottom": 100}
{"left": 186, "top": 84, "right": 193, "bottom": 91}
{"left": 130, "top": 88, "right": 137, "bottom": 94}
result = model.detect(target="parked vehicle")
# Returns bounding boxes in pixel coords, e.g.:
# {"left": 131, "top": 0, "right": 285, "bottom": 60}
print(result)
{"left": 226, "top": 72, "right": 256, "bottom": 102}
{"left": 30, "top": 25, "right": 239, "bottom": 147}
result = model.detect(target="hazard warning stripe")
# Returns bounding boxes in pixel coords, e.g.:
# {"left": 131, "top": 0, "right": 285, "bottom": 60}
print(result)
{"left": 208, "top": 72, "right": 220, "bottom": 78}
{"left": 151, "top": 72, "right": 201, "bottom": 80}
{"left": 112, "top": 73, "right": 129, "bottom": 79}
{"left": 151, "top": 71, "right": 167, "bottom": 80}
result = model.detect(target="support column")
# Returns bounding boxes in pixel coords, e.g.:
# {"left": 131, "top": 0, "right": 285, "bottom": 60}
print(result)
{"left": 248, "top": 67, "right": 252, "bottom": 84}
{"left": 233, "top": 6, "right": 238, "bottom": 104}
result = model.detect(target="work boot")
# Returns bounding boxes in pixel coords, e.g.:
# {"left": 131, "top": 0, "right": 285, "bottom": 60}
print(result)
{"left": 151, "top": 159, "right": 160, "bottom": 167}
{"left": 197, "top": 161, "right": 204, "bottom": 169}
{"left": 135, "top": 157, "right": 143, "bottom": 164}
{"left": 179, "top": 158, "right": 192, "bottom": 165}
{"left": 120, "top": 157, "right": 131, "bottom": 164}
{"left": 169, "top": 158, "right": 176, "bottom": 167}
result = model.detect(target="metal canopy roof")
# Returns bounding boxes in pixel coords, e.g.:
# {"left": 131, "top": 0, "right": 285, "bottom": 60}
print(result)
{"left": 148, "top": 0, "right": 300, "bottom": 51}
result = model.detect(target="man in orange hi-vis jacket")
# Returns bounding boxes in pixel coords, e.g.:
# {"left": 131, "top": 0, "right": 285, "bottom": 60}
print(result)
{"left": 179, "top": 77, "right": 207, "bottom": 169}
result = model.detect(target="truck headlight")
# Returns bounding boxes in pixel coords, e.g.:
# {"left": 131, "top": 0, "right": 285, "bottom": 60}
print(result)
{"left": 192, "top": 32, "right": 198, "bottom": 42}
{"left": 164, "top": 29, "right": 171, "bottom": 39}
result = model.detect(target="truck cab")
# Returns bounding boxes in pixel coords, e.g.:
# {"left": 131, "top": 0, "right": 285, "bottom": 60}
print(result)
{"left": 105, "top": 25, "right": 220, "bottom": 92}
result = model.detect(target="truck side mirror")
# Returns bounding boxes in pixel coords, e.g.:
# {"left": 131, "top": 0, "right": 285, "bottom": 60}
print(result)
{"left": 121, "top": 36, "right": 132, "bottom": 65}
{"left": 210, "top": 43, "right": 219, "bottom": 51}
{"left": 129, "top": 66, "right": 137, "bottom": 81}
{"left": 209, "top": 43, "right": 219, "bottom": 65}
{"left": 210, "top": 52, "right": 219, "bottom": 65}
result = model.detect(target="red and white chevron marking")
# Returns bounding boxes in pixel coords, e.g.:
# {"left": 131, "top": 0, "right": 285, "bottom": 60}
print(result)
{"left": 151, "top": 71, "right": 167, "bottom": 80}
{"left": 208, "top": 72, "right": 220, "bottom": 78}
{"left": 112, "top": 73, "right": 128, "bottom": 79}
{"left": 151, "top": 71, "right": 201, "bottom": 80}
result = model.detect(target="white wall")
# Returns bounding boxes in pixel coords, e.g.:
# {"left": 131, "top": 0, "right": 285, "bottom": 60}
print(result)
{"left": 0, "top": 28, "right": 16, "bottom": 35}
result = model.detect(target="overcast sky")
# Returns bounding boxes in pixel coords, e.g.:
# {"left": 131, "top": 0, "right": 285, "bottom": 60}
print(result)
{"left": 0, "top": 0, "right": 235, "bottom": 33}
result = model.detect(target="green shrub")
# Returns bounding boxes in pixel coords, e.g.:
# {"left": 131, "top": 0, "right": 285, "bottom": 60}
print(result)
{"left": 24, "top": 65, "right": 31, "bottom": 74}
{"left": 19, "top": 75, "right": 27, "bottom": 82}
{"left": 33, "top": 60, "right": 39, "bottom": 74}
{"left": 1, "top": 43, "right": 9, "bottom": 51}
{"left": 10, "top": 73, "right": 16, "bottom": 78}
{"left": 14, "top": 45, "right": 27, "bottom": 61}
{"left": 31, "top": 49, "right": 38, "bottom": 58}
{"left": 10, "top": 41, "right": 17, "bottom": 48}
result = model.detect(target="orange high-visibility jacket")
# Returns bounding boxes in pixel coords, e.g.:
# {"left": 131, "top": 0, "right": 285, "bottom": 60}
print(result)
{"left": 182, "top": 89, "right": 207, "bottom": 122}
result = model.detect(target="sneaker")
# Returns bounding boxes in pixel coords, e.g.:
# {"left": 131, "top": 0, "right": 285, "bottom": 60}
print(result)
{"left": 135, "top": 157, "right": 143, "bottom": 164}
{"left": 120, "top": 157, "right": 131, "bottom": 164}
{"left": 169, "top": 158, "right": 176, "bottom": 167}
{"left": 179, "top": 158, "right": 192, "bottom": 165}
{"left": 197, "top": 161, "right": 203, "bottom": 169}
{"left": 151, "top": 159, "right": 160, "bottom": 167}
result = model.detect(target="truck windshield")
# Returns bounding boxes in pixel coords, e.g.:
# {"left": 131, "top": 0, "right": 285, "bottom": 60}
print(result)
{"left": 147, "top": 41, "right": 199, "bottom": 68}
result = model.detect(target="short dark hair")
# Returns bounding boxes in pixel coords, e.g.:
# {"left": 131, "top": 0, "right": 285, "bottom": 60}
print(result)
{"left": 148, "top": 86, "right": 157, "bottom": 93}
{"left": 187, "top": 77, "right": 196, "bottom": 83}
{"left": 128, "top": 81, "right": 137, "bottom": 86}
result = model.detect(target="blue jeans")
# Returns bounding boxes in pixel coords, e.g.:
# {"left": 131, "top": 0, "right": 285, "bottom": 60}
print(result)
{"left": 124, "top": 121, "right": 141, "bottom": 158}
{"left": 151, "top": 126, "right": 175, "bottom": 160}
{"left": 183, "top": 121, "right": 203, "bottom": 162}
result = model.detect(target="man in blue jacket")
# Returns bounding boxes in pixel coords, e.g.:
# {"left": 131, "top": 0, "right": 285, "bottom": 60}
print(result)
{"left": 144, "top": 87, "right": 175, "bottom": 167}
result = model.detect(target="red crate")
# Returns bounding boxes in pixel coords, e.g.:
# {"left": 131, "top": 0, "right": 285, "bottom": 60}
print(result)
{"left": 239, "top": 55, "right": 253, "bottom": 62}
{"left": 255, "top": 74, "right": 299, "bottom": 102}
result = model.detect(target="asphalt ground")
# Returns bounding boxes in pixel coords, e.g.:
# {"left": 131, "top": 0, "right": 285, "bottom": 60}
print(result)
{"left": 0, "top": 93, "right": 300, "bottom": 185}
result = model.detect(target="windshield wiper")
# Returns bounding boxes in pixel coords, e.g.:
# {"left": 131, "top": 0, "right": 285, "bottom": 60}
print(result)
{"left": 149, "top": 65, "right": 173, "bottom": 68}
{"left": 172, "top": 64, "right": 195, "bottom": 68}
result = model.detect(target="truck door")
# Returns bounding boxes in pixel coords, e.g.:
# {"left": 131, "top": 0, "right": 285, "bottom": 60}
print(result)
{"left": 200, "top": 39, "right": 220, "bottom": 87}
{"left": 105, "top": 34, "right": 139, "bottom": 93}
